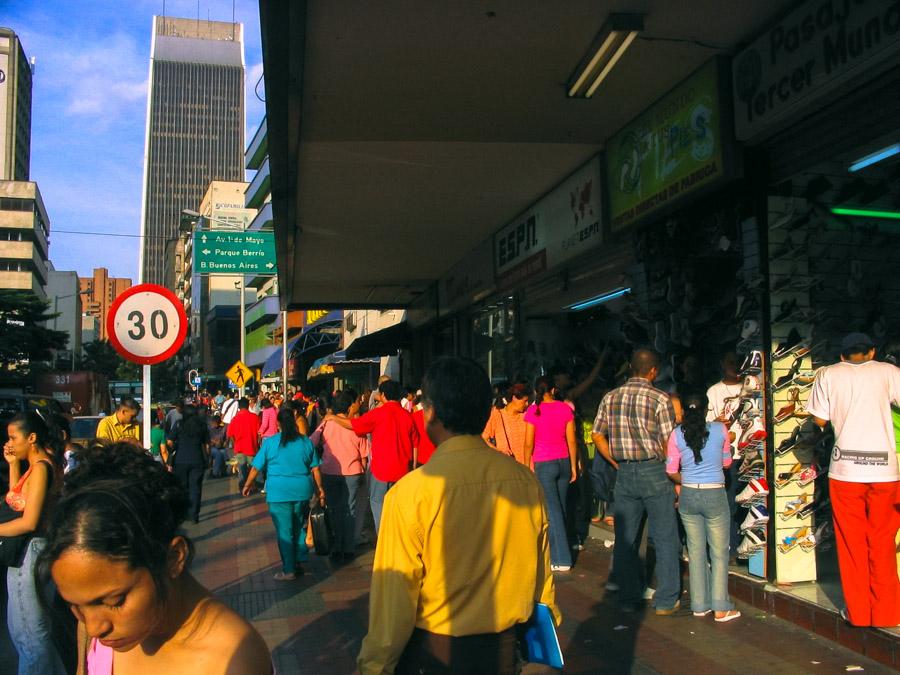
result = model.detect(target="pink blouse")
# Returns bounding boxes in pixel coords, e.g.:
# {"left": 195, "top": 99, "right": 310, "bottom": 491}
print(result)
{"left": 309, "top": 420, "right": 370, "bottom": 476}
{"left": 258, "top": 406, "right": 278, "bottom": 438}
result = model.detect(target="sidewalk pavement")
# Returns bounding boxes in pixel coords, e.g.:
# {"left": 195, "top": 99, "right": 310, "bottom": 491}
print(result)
{"left": 192, "top": 475, "right": 891, "bottom": 674}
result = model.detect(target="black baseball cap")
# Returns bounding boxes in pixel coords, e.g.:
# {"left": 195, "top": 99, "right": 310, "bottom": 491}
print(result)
{"left": 840, "top": 332, "right": 874, "bottom": 352}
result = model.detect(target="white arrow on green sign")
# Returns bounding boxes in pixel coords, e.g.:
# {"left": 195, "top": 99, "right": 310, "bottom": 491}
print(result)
{"left": 192, "top": 231, "right": 277, "bottom": 275}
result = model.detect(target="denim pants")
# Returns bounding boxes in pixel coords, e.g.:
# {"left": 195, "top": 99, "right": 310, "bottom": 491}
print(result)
{"left": 323, "top": 473, "right": 365, "bottom": 554}
{"left": 678, "top": 487, "right": 734, "bottom": 613}
{"left": 369, "top": 474, "right": 395, "bottom": 536}
{"left": 268, "top": 500, "right": 311, "bottom": 572}
{"left": 210, "top": 446, "right": 228, "bottom": 476}
{"left": 7, "top": 538, "right": 66, "bottom": 675}
{"left": 534, "top": 458, "right": 572, "bottom": 567}
{"left": 612, "top": 461, "right": 681, "bottom": 609}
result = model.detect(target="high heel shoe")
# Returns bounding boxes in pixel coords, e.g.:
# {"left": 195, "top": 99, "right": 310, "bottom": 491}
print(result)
{"left": 775, "top": 388, "right": 808, "bottom": 424}
{"left": 774, "top": 356, "right": 804, "bottom": 389}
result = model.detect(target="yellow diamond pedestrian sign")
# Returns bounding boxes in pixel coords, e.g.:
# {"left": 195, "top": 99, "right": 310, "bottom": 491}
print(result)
{"left": 226, "top": 360, "right": 254, "bottom": 387}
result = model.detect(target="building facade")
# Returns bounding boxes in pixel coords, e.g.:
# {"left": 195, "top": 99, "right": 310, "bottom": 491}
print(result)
{"left": 45, "top": 269, "right": 82, "bottom": 367}
{"left": 138, "top": 16, "right": 245, "bottom": 286}
{"left": 78, "top": 267, "right": 131, "bottom": 341}
{"left": 0, "top": 27, "right": 32, "bottom": 182}
{"left": 0, "top": 180, "right": 48, "bottom": 296}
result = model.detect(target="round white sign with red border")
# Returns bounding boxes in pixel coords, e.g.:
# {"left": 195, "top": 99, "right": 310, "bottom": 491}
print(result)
{"left": 107, "top": 284, "right": 188, "bottom": 365}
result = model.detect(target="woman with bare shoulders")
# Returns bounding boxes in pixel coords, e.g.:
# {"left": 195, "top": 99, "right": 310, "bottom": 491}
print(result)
{"left": 36, "top": 441, "right": 271, "bottom": 674}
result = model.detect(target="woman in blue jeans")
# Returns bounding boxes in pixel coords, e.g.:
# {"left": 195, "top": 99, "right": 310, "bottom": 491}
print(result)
{"left": 524, "top": 376, "right": 578, "bottom": 571}
{"left": 242, "top": 408, "right": 325, "bottom": 580}
{"left": 666, "top": 392, "right": 741, "bottom": 622}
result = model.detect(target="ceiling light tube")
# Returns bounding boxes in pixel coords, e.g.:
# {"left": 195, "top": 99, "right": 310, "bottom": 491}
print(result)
{"left": 831, "top": 207, "right": 900, "bottom": 220}
{"left": 568, "top": 13, "right": 644, "bottom": 98}
{"left": 565, "top": 287, "right": 631, "bottom": 311}
{"left": 848, "top": 143, "right": 900, "bottom": 172}
{"left": 585, "top": 31, "right": 639, "bottom": 97}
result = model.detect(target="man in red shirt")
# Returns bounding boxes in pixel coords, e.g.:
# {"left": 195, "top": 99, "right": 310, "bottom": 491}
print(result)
{"left": 326, "top": 380, "right": 418, "bottom": 534}
{"left": 226, "top": 397, "right": 260, "bottom": 490}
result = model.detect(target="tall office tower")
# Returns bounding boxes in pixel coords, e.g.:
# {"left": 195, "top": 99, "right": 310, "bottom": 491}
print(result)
{"left": 139, "top": 16, "right": 244, "bottom": 286}
{"left": 0, "top": 27, "right": 33, "bottom": 181}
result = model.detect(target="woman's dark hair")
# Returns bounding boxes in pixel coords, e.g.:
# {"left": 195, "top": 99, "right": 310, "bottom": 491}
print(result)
{"left": 277, "top": 407, "right": 300, "bottom": 446}
{"left": 681, "top": 392, "right": 710, "bottom": 465}
{"left": 332, "top": 390, "right": 355, "bottom": 415}
{"left": 532, "top": 375, "right": 555, "bottom": 417}
{"left": 316, "top": 394, "right": 331, "bottom": 415}
{"left": 421, "top": 357, "right": 492, "bottom": 435}
{"left": 506, "top": 381, "right": 532, "bottom": 403}
{"left": 178, "top": 405, "right": 207, "bottom": 437}
{"left": 260, "top": 397, "right": 273, "bottom": 409}
{"left": 289, "top": 399, "right": 309, "bottom": 417}
{"left": 35, "top": 440, "right": 192, "bottom": 599}
{"left": 491, "top": 380, "right": 510, "bottom": 409}
{"left": 9, "top": 411, "right": 64, "bottom": 471}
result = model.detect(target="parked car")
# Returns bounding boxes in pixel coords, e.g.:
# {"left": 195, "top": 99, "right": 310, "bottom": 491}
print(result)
{"left": 70, "top": 415, "right": 102, "bottom": 446}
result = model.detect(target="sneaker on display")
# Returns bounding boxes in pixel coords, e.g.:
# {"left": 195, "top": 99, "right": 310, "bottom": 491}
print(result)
{"left": 736, "top": 478, "right": 769, "bottom": 504}
{"left": 739, "top": 350, "right": 763, "bottom": 375}
{"left": 736, "top": 528, "right": 767, "bottom": 558}
{"left": 796, "top": 464, "right": 819, "bottom": 487}
{"left": 740, "top": 505, "right": 769, "bottom": 531}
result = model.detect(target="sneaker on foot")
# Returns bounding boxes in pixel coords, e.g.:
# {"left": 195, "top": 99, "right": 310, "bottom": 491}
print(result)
{"left": 550, "top": 564, "right": 571, "bottom": 572}
{"left": 643, "top": 587, "right": 656, "bottom": 600}
{"left": 693, "top": 609, "right": 711, "bottom": 617}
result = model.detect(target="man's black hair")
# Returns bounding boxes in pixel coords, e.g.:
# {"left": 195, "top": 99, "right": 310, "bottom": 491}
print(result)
{"left": 119, "top": 397, "right": 140, "bottom": 412}
{"left": 238, "top": 397, "right": 250, "bottom": 409}
{"left": 422, "top": 356, "right": 492, "bottom": 435}
{"left": 379, "top": 380, "right": 402, "bottom": 402}
{"left": 841, "top": 342, "right": 875, "bottom": 359}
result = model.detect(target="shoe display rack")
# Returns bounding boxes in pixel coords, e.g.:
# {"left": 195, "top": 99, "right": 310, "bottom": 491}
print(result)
{"left": 767, "top": 196, "right": 830, "bottom": 584}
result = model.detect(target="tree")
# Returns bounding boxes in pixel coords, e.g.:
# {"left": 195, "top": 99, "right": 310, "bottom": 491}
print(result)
{"left": 81, "top": 339, "right": 140, "bottom": 381}
{"left": 0, "top": 290, "right": 69, "bottom": 386}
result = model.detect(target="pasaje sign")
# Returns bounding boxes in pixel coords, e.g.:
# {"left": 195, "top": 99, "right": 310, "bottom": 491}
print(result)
{"left": 606, "top": 58, "right": 727, "bottom": 232}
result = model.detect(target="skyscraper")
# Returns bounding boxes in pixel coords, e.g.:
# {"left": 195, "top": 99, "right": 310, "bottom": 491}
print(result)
{"left": 139, "top": 16, "right": 244, "bottom": 286}
{"left": 0, "top": 27, "right": 33, "bottom": 181}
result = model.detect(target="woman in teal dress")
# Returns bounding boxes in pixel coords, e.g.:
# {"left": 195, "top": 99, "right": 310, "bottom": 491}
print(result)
{"left": 242, "top": 407, "right": 325, "bottom": 580}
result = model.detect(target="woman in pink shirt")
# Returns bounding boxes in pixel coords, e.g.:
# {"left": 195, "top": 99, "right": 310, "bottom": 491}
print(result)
{"left": 258, "top": 398, "right": 278, "bottom": 439}
{"left": 309, "top": 390, "right": 369, "bottom": 560}
{"left": 524, "top": 375, "right": 577, "bottom": 571}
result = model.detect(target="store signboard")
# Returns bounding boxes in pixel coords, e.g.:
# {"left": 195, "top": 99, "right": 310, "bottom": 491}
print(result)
{"left": 607, "top": 58, "right": 725, "bottom": 232}
{"left": 733, "top": 0, "right": 900, "bottom": 140}
{"left": 493, "top": 157, "right": 603, "bottom": 288}
{"left": 304, "top": 309, "right": 341, "bottom": 327}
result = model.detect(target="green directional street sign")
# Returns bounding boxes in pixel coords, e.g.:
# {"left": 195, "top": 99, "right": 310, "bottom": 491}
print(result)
{"left": 192, "top": 230, "right": 277, "bottom": 275}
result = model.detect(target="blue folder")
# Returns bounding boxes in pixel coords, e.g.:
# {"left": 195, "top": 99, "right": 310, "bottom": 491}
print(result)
{"left": 522, "top": 603, "right": 564, "bottom": 668}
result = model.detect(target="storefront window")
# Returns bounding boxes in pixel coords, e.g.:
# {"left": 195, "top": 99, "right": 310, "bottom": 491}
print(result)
{"left": 471, "top": 297, "right": 516, "bottom": 383}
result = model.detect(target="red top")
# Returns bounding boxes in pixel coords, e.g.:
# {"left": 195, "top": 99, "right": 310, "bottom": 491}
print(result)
{"left": 227, "top": 409, "right": 260, "bottom": 456}
{"left": 351, "top": 400, "right": 419, "bottom": 482}
{"left": 412, "top": 408, "right": 436, "bottom": 465}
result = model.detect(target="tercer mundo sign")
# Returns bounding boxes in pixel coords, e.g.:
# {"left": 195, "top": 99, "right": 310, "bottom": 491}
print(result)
{"left": 606, "top": 58, "right": 727, "bottom": 232}
{"left": 732, "top": 0, "right": 900, "bottom": 140}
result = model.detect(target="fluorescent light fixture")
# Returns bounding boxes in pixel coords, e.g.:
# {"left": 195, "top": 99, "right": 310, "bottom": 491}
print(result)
{"left": 831, "top": 207, "right": 900, "bottom": 220}
{"left": 565, "top": 287, "right": 631, "bottom": 311}
{"left": 848, "top": 143, "right": 900, "bottom": 172}
{"left": 568, "top": 14, "right": 643, "bottom": 98}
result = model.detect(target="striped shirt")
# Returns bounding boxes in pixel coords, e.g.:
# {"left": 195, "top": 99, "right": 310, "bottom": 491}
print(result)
{"left": 593, "top": 377, "right": 676, "bottom": 462}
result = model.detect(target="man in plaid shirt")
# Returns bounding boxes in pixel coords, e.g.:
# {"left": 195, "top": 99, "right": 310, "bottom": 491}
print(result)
{"left": 592, "top": 349, "right": 680, "bottom": 614}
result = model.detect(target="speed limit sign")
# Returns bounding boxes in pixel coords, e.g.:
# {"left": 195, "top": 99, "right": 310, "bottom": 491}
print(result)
{"left": 107, "top": 284, "right": 188, "bottom": 365}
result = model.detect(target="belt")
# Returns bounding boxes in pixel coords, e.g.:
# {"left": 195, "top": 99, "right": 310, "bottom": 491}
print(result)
{"left": 682, "top": 483, "right": 725, "bottom": 489}
{"left": 616, "top": 457, "right": 658, "bottom": 463}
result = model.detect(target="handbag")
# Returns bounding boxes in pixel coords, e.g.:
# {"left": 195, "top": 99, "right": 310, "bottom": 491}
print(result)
{"left": 307, "top": 499, "right": 331, "bottom": 556}
{"left": 0, "top": 502, "right": 30, "bottom": 568}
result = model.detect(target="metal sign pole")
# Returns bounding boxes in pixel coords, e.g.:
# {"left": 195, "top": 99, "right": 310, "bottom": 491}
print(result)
{"left": 142, "top": 364, "right": 151, "bottom": 448}
{"left": 281, "top": 309, "right": 288, "bottom": 394}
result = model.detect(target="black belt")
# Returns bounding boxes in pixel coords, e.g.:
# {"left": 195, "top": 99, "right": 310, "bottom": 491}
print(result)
{"left": 616, "top": 457, "right": 659, "bottom": 463}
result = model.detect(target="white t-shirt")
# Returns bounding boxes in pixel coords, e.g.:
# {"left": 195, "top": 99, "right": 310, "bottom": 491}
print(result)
{"left": 221, "top": 397, "right": 239, "bottom": 424}
{"left": 806, "top": 360, "right": 900, "bottom": 483}
{"left": 706, "top": 381, "right": 744, "bottom": 422}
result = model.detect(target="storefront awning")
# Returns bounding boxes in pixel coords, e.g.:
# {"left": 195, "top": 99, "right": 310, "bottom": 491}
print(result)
{"left": 306, "top": 350, "right": 380, "bottom": 379}
{"left": 344, "top": 322, "right": 412, "bottom": 359}
{"left": 261, "top": 319, "right": 344, "bottom": 377}
{"left": 261, "top": 335, "right": 301, "bottom": 377}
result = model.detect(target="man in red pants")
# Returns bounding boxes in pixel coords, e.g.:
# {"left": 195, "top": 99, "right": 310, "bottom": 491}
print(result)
{"left": 807, "top": 333, "right": 900, "bottom": 627}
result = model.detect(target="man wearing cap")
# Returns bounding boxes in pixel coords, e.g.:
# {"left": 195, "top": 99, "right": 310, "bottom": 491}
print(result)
{"left": 807, "top": 333, "right": 900, "bottom": 627}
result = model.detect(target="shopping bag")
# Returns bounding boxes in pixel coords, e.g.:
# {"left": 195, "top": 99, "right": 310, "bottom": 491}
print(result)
{"left": 308, "top": 500, "right": 331, "bottom": 556}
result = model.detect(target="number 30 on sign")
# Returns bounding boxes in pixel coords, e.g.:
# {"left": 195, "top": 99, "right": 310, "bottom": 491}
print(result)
{"left": 107, "top": 284, "right": 188, "bottom": 365}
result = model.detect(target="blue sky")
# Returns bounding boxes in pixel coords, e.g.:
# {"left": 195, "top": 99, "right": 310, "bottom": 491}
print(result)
{"left": 5, "top": 0, "right": 266, "bottom": 281}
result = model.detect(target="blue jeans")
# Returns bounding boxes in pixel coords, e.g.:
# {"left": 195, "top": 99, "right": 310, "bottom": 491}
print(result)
{"left": 323, "top": 473, "right": 365, "bottom": 554}
{"left": 534, "top": 458, "right": 572, "bottom": 567}
{"left": 268, "top": 500, "right": 311, "bottom": 572}
{"left": 678, "top": 487, "right": 734, "bottom": 613}
{"left": 7, "top": 538, "right": 66, "bottom": 675}
{"left": 612, "top": 461, "right": 681, "bottom": 609}
{"left": 210, "top": 446, "right": 228, "bottom": 476}
{"left": 369, "top": 474, "right": 395, "bottom": 536}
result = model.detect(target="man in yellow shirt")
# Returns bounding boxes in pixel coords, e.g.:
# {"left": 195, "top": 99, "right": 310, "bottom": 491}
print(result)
{"left": 358, "top": 357, "right": 558, "bottom": 675}
{"left": 95, "top": 398, "right": 141, "bottom": 445}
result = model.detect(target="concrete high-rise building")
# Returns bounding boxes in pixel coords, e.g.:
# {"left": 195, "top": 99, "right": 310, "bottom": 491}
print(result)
{"left": 138, "top": 16, "right": 245, "bottom": 286}
{"left": 0, "top": 27, "right": 32, "bottom": 181}
{"left": 0, "top": 180, "right": 49, "bottom": 296}
{"left": 78, "top": 268, "right": 131, "bottom": 341}
{"left": 46, "top": 269, "right": 82, "bottom": 367}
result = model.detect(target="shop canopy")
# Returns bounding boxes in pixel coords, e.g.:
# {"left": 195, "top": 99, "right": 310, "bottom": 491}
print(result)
{"left": 261, "top": 319, "right": 343, "bottom": 376}
{"left": 344, "top": 322, "right": 412, "bottom": 359}
{"left": 306, "top": 350, "right": 381, "bottom": 380}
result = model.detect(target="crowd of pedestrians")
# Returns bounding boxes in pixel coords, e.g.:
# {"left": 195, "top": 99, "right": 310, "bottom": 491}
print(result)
{"left": 3, "top": 332, "right": 900, "bottom": 671}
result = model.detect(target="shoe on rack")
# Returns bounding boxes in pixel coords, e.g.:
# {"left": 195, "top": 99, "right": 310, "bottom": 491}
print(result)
{"left": 773, "top": 299, "right": 799, "bottom": 324}
{"left": 780, "top": 494, "right": 812, "bottom": 519}
{"left": 740, "top": 374, "right": 761, "bottom": 397}
{"left": 739, "top": 350, "right": 763, "bottom": 375}
{"left": 777, "top": 426, "right": 802, "bottom": 455}
{"left": 773, "top": 328, "right": 802, "bottom": 360}
{"left": 777, "top": 526, "right": 811, "bottom": 554}
{"left": 797, "top": 464, "right": 819, "bottom": 487}
{"left": 774, "top": 462, "right": 804, "bottom": 489}
{"left": 797, "top": 497, "right": 829, "bottom": 520}
{"left": 736, "top": 478, "right": 769, "bottom": 504}
{"left": 740, "top": 505, "right": 769, "bottom": 531}
{"left": 774, "top": 356, "right": 804, "bottom": 389}
{"left": 736, "top": 528, "right": 767, "bottom": 558}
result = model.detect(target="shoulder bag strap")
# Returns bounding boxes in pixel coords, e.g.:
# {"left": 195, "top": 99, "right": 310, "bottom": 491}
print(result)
{"left": 499, "top": 410, "right": 512, "bottom": 451}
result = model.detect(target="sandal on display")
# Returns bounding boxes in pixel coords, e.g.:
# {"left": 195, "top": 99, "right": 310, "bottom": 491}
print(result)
{"left": 774, "top": 462, "right": 804, "bottom": 489}
{"left": 780, "top": 494, "right": 813, "bottom": 519}
{"left": 777, "top": 526, "right": 811, "bottom": 554}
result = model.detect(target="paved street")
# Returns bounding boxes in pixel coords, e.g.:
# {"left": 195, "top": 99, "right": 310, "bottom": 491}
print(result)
{"left": 191, "top": 475, "right": 892, "bottom": 674}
